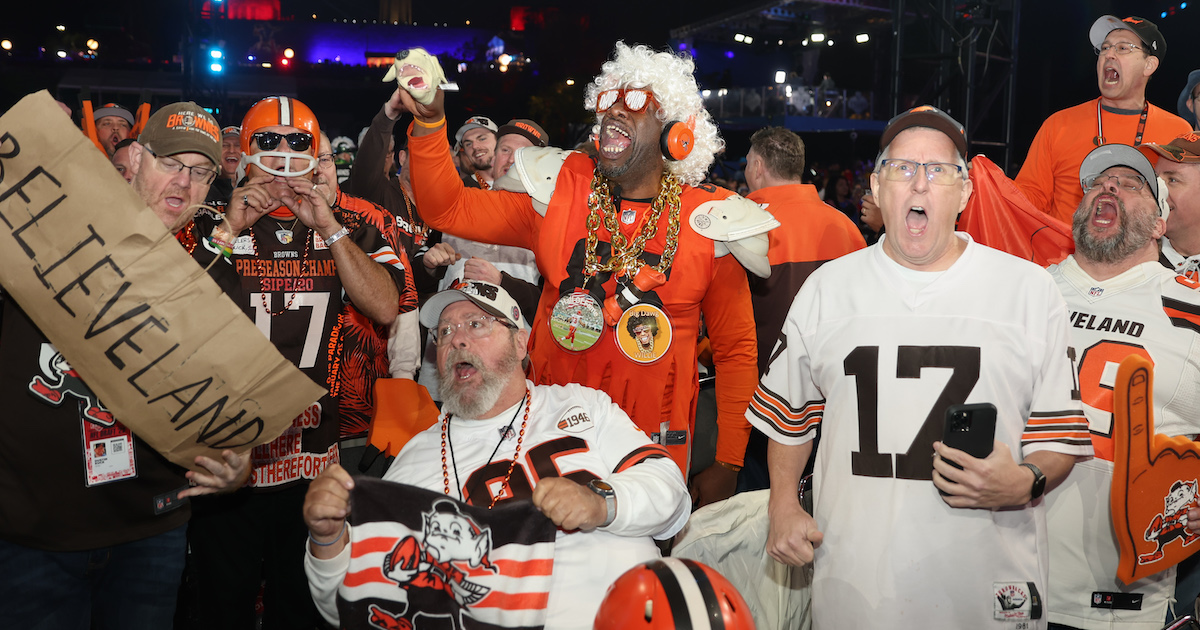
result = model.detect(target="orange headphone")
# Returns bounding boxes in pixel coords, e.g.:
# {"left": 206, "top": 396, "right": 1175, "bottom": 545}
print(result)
{"left": 591, "top": 115, "right": 696, "bottom": 162}
{"left": 660, "top": 115, "right": 695, "bottom": 161}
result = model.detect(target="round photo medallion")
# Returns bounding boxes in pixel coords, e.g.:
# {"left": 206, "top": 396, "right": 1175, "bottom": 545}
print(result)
{"left": 549, "top": 291, "right": 604, "bottom": 352}
{"left": 615, "top": 303, "right": 673, "bottom": 364}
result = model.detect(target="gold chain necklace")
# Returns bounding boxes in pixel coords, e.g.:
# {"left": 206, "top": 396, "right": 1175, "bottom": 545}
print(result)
{"left": 441, "top": 386, "right": 531, "bottom": 510}
{"left": 584, "top": 171, "right": 683, "bottom": 280}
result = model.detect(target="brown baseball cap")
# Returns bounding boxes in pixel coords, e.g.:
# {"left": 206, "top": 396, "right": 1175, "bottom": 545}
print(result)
{"left": 137, "top": 102, "right": 222, "bottom": 166}
{"left": 497, "top": 119, "right": 549, "bottom": 148}
{"left": 880, "top": 105, "right": 968, "bottom": 159}
{"left": 1138, "top": 132, "right": 1200, "bottom": 164}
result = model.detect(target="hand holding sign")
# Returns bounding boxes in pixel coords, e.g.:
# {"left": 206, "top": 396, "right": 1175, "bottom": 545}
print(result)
{"left": 0, "top": 91, "right": 323, "bottom": 469}
{"left": 1110, "top": 355, "right": 1200, "bottom": 584}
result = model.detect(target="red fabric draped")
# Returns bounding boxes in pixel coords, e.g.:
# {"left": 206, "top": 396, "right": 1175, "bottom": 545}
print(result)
{"left": 958, "top": 155, "right": 1074, "bottom": 267}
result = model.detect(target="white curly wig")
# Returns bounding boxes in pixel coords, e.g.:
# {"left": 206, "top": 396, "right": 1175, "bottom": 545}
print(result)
{"left": 585, "top": 41, "right": 723, "bottom": 186}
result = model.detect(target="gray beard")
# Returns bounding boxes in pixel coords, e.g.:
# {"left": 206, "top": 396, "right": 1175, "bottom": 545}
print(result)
{"left": 1072, "top": 197, "right": 1158, "bottom": 265}
{"left": 437, "top": 344, "right": 520, "bottom": 419}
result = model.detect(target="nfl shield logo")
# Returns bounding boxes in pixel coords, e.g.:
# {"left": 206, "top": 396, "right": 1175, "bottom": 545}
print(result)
{"left": 1093, "top": 593, "right": 1102, "bottom": 605}
{"left": 1089, "top": 287, "right": 1104, "bottom": 298}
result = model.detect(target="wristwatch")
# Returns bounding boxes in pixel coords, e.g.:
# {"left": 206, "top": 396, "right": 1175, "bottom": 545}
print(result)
{"left": 587, "top": 479, "right": 617, "bottom": 527}
{"left": 1019, "top": 462, "right": 1047, "bottom": 500}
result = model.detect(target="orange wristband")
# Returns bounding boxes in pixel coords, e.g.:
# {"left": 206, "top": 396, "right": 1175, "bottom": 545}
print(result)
{"left": 413, "top": 115, "right": 445, "bottom": 129}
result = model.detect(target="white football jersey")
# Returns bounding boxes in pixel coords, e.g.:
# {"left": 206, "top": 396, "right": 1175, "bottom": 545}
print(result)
{"left": 306, "top": 381, "right": 690, "bottom": 630}
{"left": 748, "top": 236, "right": 1091, "bottom": 630}
{"left": 1046, "top": 257, "right": 1200, "bottom": 630}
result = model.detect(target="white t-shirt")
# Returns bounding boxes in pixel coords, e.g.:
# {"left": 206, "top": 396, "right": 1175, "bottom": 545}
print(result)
{"left": 1045, "top": 256, "right": 1200, "bottom": 629}
{"left": 305, "top": 381, "right": 690, "bottom": 630}
{"left": 747, "top": 235, "right": 1092, "bottom": 630}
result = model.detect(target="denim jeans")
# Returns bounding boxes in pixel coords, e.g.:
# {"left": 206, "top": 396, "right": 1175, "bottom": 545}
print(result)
{"left": 0, "top": 524, "right": 187, "bottom": 630}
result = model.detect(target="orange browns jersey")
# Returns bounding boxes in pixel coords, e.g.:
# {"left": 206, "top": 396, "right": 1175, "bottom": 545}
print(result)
{"left": 407, "top": 125, "right": 759, "bottom": 471}
{"left": 746, "top": 183, "right": 865, "bottom": 375}
{"left": 1016, "top": 98, "right": 1190, "bottom": 224}
{"left": 1044, "top": 256, "right": 1200, "bottom": 630}
{"left": 334, "top": 190, "right": 418, "bottom": 439}
{"left": 748, "top": 236, "right": 1090, "bottom": 629}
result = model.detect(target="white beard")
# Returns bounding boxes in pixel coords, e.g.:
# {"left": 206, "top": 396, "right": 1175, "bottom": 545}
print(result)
{"left": 438, "top": 344, "right": 520, "bottom": 419}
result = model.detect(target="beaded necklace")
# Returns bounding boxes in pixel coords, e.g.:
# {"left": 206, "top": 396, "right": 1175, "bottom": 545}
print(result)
{"left": 441, "top": 387, "right": 531, "bottom": 509}
{"left": 249, "top": 220, "right": 313, "bottom": 316}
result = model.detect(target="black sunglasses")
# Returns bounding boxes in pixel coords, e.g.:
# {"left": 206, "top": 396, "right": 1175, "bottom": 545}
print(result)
{"left": 252, "top": 131, "right": 313, "bottom": 152}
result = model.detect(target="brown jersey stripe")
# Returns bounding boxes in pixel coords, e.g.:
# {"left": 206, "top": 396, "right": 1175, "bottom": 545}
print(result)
{"left": 1163, "top": 296, "right": 1200, "bottom": 334}
{"left": 614, "top": 444, "right": 670, "bottom": 472}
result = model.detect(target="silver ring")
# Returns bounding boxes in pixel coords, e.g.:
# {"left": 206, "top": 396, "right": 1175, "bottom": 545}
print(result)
{"left": 242, "top": 194, "right": 249, "bottom": 205}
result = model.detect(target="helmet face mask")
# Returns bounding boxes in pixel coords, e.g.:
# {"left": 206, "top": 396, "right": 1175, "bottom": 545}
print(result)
{"left": 241, "top": 147, "right": 317, "bottom": 178}
{"left": 238, "top": 96, "right": 321, "bottom": 180}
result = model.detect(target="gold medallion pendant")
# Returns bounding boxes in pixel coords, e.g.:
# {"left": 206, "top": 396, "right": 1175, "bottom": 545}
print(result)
{"left": 615, "top": 303, "right": 672, "bottom": 364}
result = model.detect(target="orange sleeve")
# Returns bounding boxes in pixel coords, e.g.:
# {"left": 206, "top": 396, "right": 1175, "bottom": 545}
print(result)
{"left": 407, "top": 123, "right": 541, "bottom": 250}
{"left": 1014, "top": 119, "right": 1056, "bottom": 214}
{"left": 703, "top": 254, "right": 759, "bottom": 467}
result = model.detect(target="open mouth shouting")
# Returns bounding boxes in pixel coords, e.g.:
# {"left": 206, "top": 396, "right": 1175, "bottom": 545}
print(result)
{"left": 164, "top": 194, "right": 186, "bottom": 211}
{"left": 1090, "top": 194, "right": 1120, "bottom": 229}
{"left": 453, "top": 359, "right": 478, "bottom": 381}
{"left": 905, "top": 206, "right": 928, "bottom": 236}
{"left": 599, "top": 121, "right": 632, "bottom": 159}
{"left": 1103, "top": 63, "right": 1120, "bottom": 88}
{"left": 443, "top": 346, "right": 486, "bottom": 384}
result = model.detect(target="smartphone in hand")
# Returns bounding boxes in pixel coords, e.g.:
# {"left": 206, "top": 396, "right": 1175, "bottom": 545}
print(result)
{"left": 942, "top": 403, "right": 997, "bottom": 470}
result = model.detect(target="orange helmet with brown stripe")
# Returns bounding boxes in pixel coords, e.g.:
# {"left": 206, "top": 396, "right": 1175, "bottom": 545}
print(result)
{"left": 593, "top": 558, "right": 754, "bottom": 630}
{"left": 239, "top": 96, "right": 321, "bottom": 178}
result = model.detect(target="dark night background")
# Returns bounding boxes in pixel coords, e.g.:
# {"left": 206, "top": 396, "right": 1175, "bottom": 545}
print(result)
{"left": 4, "top": 0, "right": 1198, "bottom": 175}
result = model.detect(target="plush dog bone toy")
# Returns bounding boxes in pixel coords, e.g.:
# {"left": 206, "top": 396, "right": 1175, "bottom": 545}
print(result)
{"left": 382, "top": 47, "right": 448, "bottom": 105}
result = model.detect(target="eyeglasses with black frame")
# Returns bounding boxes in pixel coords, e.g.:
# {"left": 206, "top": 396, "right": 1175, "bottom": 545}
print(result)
{"left": 877, "top": 159, "right": 965, "bottom": 186}
{"left": 144, "top": 147, "right": 218, "bottom": 185}
{"left": 435, "top": 314, "right": 516, "bottom": 345}
{"left": 1094, "top": 42, "right": 1143, "bottom": 56}
{"left": 596, "top": 88, "right": 657, "bottom": 114}
{"left": 252, "top": 131, "right": 314, "bottom": 152}
{"left": 1081, "top": 172, "right": 1150, "bottom": 193}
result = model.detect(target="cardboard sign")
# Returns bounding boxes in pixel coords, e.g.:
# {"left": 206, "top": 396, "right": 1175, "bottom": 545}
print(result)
{"left": 1110, "top": 355, "right": 1200, "bottom": 583}
{"left": 0, "top": 90, "right": 325, "bottom": 469}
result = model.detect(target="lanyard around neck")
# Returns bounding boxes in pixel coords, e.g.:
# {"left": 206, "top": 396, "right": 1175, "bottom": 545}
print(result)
{"left": 1094, "top": 99, "right": 1149, "bottom": 147}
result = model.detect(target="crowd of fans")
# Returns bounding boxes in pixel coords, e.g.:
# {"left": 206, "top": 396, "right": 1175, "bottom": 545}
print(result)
{"left": 3, "top": 12, "right": 1200, "bottom": 630}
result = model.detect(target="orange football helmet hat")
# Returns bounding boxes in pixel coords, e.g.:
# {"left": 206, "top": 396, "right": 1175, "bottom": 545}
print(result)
{"left": 239, "top": 95, "right": 321, "bottom": 178}
{"left": 593, "top": 558, "right": 754, "bottom": 630}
